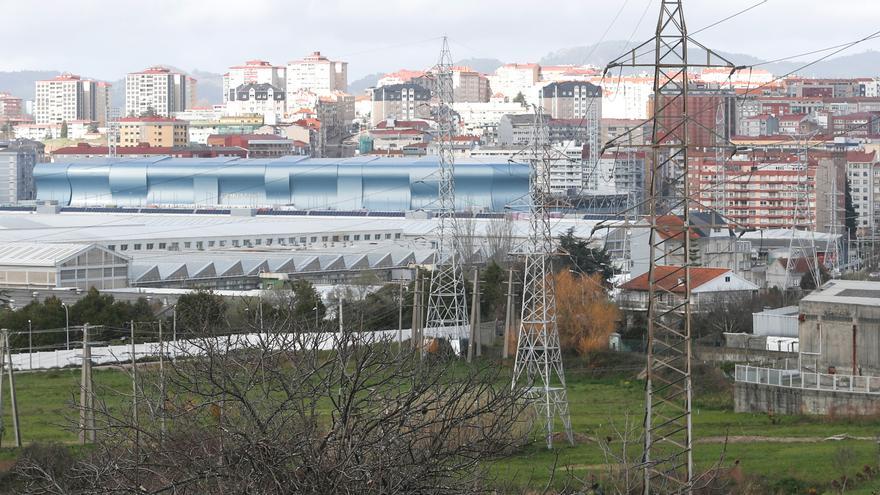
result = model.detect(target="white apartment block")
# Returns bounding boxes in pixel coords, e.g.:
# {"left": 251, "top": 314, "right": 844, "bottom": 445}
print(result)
{"left": 125, "top": 66, "right": 195, "bottom": 117}
{"left": 34, "top": 73, "right": 100, "bottom": 125}
{"left": 847, "top": 151, "right": 878, "bottom": 234}
{"left": 223, "top": 60, "right": 287, "bottom": 105}
{"left": 487, "top": 63, "right": 540, "bottom": 101}
{"left": 225, "top": 83, "right": 286, "bottom": 125}
{"left": 286, "top": 52, "right": 347, "bottom": 96}
{"left": 598, "top": 76, "right": 653, "bottom": 120}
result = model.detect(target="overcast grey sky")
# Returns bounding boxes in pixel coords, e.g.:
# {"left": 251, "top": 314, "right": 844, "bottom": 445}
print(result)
{"left": 3, "top": 0, "right": 879, "bottom": 80}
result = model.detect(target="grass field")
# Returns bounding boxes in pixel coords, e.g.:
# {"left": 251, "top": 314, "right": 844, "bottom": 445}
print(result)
{"left": 0, "top": 362, "right": 878, "bottom": 493}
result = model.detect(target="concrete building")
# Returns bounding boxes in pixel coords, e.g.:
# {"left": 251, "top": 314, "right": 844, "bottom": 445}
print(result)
{"left": 206, "top": 134, "right": 294, "bottom": 158}
{"left": 586, "top": 150, "right": 645, "bottom": 197}
{"left": 598, "top": 76, "right": 653, "bottom": 119}
{"left": 601, "top": 118, "right": 649, "bottom": 146}
{"left": 0, "top": 93, "right": 23, "bottom": 119}
{"left": 0, "top": 139, "right": 43, "bottom": 204}
{"left": 225, "top": 83, "right": 286, "bottom": 125}
{"left": 117, "top": 116, "right": 189, "bottom": 148}
{"left": 690, "top": 151, "right": 843, "bottom": 231}
{"left": 93, "top": 81, "right": 112, "bottom": 125}
{"left": 370, "top": 84, "right": 432, "bottom": 126}
{"left": 0, "top": 242, "right": 129, "bottom": 290}
{"left": 125, "top": 66, "right": 195, "bottom": 117}
{"left": 34, "top": 73, "right": 103, "bottom": 124}
{"left": 223, "top": 60, "right": 286, "bottom": 105}
{"left": 540, "top": 81, "right": 602, "bottom": 120}
{"left": 845, "top": 150, "right": 878, "bottom": 235}
{"left": 452, "top": 101, "right": 527, "bottom": 139}
{"left": 286, "top": 52, "right": 347, "bottom": 96}
{"left": 487, "top": 63, "right": 540, "bottom": 102}
{"left": 451, "top": 67, "right": 490, "bottom": 103}
{"left": 739, "top": 114, "right": 780, "bottom": 137}
{"left": 799, "top": 281, "right": 880, "bottom": 375}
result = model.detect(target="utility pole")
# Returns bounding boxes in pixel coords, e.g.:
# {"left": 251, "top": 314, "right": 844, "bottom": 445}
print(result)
{"left": 158, "top": 320, "right": 166, "bottom": 438}
{"left": 467, "top": 269, "right": 480, "bottom": 362}
{"left": 0, "top": 330, "right": 21, "bottom": 447}
{"left": 426, "top": 36, "right": 470, "bottom": 355}
{"left": 502, "top": 266, "right": 515, "bottom": 360}
{"left": 411, "top": 275, "right": 421, "bottom": 351}
{"left": 27, "top": 319, "right": 32, "bottom": 371}
{"left": 605, "top": 1, "right": 738, "bottom": 491}
{"left": 80, "top": 324, "right": 95, "bottom": 444}
{"left": 398, "top": 280, "right": 405, "bottom": 346}
{"left": 130, "top": 320, "right": 140, "bottom": 478}
{"left": 511, "top": 107, "right": 573, "bottom": 449}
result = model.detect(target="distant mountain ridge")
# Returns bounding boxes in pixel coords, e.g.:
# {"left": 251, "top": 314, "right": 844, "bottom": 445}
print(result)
{"left": 3, "top": 44, "right": 878, "bottom": 108}
{"left": 0, "top": 68, "right": 224, "bottom": 109}
{"left": 541, "top": 40, "right": 880, "bottom": 78}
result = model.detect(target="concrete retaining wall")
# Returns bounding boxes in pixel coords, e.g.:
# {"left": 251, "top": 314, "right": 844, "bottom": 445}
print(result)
{"left": 696, "top": 345, "right": 797, "bottom": 367}
{"left": 735, "top": 382, "right": 880, "bottom": 416}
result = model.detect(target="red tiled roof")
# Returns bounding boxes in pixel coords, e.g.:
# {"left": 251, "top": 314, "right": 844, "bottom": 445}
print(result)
{"left": 118, "top": 116, "right": 184, "bottom": 123}
{"left": 776, "top": 256, "right": 826, "bottom": 273}
{"left": 370, "top": 129, "right": 426, "bottom": 136}
{"left": 655, "top": 215, "right": 701, "bottom": 241}
{"left": 620, "top": 266, "right": 731, "bottom": 293}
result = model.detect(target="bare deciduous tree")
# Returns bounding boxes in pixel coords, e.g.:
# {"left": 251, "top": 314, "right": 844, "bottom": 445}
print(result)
{"left": 15, "top": 313, "right": 533, "bottom": 494}
{"left": 485, "top": 214, "right": 515, "bottom": 264}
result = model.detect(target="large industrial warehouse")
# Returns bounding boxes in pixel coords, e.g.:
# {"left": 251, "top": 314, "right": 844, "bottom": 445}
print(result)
{"left": 35, "top": 156, "right": 530, "bottom": 211}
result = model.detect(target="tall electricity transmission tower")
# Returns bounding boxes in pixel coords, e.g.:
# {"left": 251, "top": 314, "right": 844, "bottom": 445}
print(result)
{"left": 512, "top": 108, "right": 573, "bottom": 450}
{"left": 425, "top": 37, "right": 469, "bottom": 351}
{"left": 606, "top": 1, "right": 737, "bottom": 491}
{"left": 784, "top": 135, "right": 821, "bottom": 291}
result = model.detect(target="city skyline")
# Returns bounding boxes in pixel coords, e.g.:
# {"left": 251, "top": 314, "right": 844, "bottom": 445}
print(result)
{"left": 3, "top": 0, "right": 880, "bottom": 80}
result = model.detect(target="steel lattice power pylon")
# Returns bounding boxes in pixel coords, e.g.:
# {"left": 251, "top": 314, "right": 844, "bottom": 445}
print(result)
{"left": 425, "top": 36, "right": 469, "bottom": 351}
{"left": 605, "top": 1, "right": 737, "bottom": 491}
{"left": 511, "top": 108, "right": 573, "bottom": 450}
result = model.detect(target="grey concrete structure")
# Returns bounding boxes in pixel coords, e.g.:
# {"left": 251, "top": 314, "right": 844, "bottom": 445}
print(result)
{"left": 0, "top": 139, "right": 43, "bottom": 204}
{"left": 799, "top": 280, "right": 880, "bottom": 376}
{"left": 735, "top": 381, "right": 880, "bottom": 416}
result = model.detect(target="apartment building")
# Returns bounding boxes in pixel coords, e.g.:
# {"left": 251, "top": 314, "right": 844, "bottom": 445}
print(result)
{"left": 845, "top": 150, "right": 878, "bottom": 235}
{"left": 690, "top": 151, "right": 842, "bottom": 232}
{"left": 487, "top": 63, "right": 540, "bottom": 101}
{"left": 0, "top": 93, "right": 23, "bottom": 119}
{"left": 0, "top": 139, "right": 43, "bottom": 204}
{"left": 286, "top": 52, "right": 347, "bottom": 96}
{"left": 125, "top": 66, "right": 195, "bottom": 117}
{"left": 451, "top": 67, "right": 490, "bottom": 103}
{"left": 223, "top": 60, "right": 286, "bottom": 105}
{"left": 117, "top": 116, "right": 189, "bottom": 147}
{"left": 225, "top": 83, "right": 286, "bottom": 125}
{"left": 34, "top": 73, "right": 103, "bottom": 124}
{"left": 540, "top": 81, "right": 602, "bottom": 120}
{"left": 370, "top": 84, "right": 431, "bottom": 126}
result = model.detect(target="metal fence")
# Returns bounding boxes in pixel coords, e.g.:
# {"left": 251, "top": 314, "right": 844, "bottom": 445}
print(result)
{"left": 735, "top": 364, "right": 880, "bottom": 395}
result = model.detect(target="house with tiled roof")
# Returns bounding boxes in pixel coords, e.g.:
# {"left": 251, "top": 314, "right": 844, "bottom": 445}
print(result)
{"left": 630, "top": 212, "right": 761, "bottom": 286}
{"left": 618, "top": 265, "right": 759, "bottom": 313}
